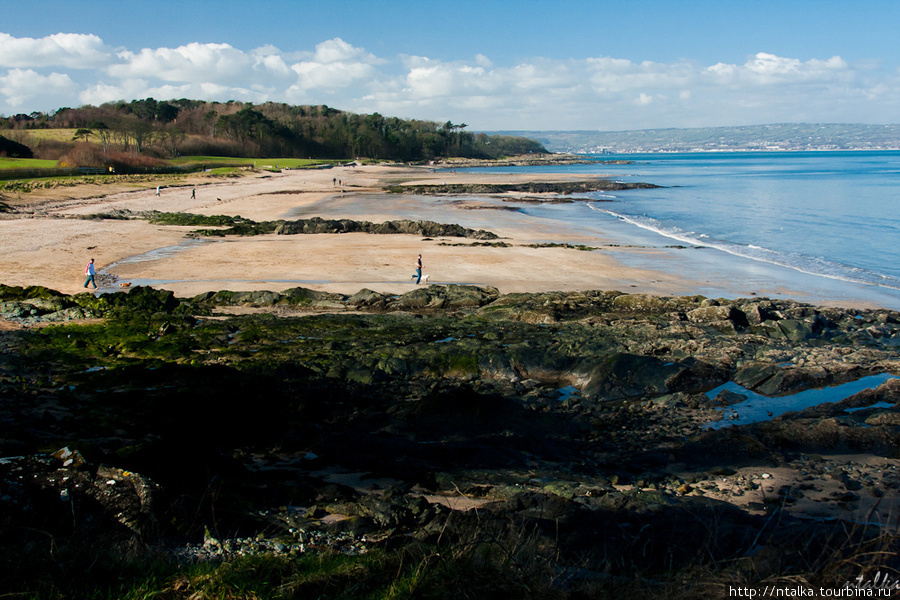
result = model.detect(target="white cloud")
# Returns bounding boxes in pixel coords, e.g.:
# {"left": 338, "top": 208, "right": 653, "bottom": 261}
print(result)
{"left": 474, "top": 54, "right": 493, "bottom": 68}
{"left": 109, "top": 42, "right": 293, "bottom": 85}
{"left": 403, "top": 60, "right": 498, "bottom": 99}
{"left": 359, "top": 50, "right": 898, "bottom": 129}
{"left": 79, "top": 79, "right": 271, "bottom": 108}
{"left": 291, "top": 60, "right": 378, "bottom": 91}
{"left": 0, "top": 33, "right": 110, "bottom": 69}
{"left": 289, "top": 38, "right": 383, "bottom": 93}
{"left": 310, "top": 38, "right": 378, "bottom": 64}
{"left": 705, "top": 52, "right": 852, "bottom": 85}
{"left": 79, "top": 80, "right": 147, "bottom": 107}
{"left": 0, "top": 31, "right": 897, "bottom": 130}
{"left": 0, "top": 68, "right": 77, "bottom": 107}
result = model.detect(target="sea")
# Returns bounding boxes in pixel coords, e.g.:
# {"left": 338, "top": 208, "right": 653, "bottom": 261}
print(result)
{"left": 454, "top": 150, "right": 900, "bottom": 311}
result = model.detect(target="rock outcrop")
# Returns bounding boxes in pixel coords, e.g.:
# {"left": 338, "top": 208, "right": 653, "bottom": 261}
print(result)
{"left": 2, "top": 282, "right": 899, "bottom": 595}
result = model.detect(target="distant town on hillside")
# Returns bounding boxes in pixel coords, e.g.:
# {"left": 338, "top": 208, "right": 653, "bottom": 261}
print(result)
{"left": 486, "top": 123, "right": 900, "bottom": 154}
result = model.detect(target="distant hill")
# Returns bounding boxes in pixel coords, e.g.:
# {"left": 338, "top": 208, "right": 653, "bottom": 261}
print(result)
{"left": 484, "top": 124, "right": 900, "bottom": 154}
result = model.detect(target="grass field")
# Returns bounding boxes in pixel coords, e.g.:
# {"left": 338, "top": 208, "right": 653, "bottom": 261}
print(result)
{"left": 0, "top": 155, "right": 345, "bottom": 174}
{"left": 0, "top": 157, "right": 59, "bottom": 169}
{"left": 170, "top": 156, "right": 347, "bottom": 169}
{"left": 6, "top": 128, "right": 80, "bottom": 143}
{"left": 1, "top": 127, "right": 351, "bottom": 177}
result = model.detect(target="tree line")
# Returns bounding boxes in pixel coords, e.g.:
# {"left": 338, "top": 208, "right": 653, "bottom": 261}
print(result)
{"left": 2, "top": 99, "right": 547, "bottom": 161}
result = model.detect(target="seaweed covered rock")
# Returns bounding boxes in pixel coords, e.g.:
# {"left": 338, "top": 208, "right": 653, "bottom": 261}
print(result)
{"left": 262, "top": 216, "right": 497, "bottom": 240}
{"left": 72, "top": 285, "right": 179, "bottom": 316}
{"left": 193, "top": 289, "right": 289, "bottom": 307}
{"left": 390, "top": 284, "right": 500, "bottom": 311}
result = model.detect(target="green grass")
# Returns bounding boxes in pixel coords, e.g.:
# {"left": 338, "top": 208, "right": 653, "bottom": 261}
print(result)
{"left": 0, "top": 155, "right": 345, "bottom": 174}
{"left": 0, "top": 157, "right": 59, "bottom": 169}
{"left": 170, "top": 156, "right": 348, "bottom": 169}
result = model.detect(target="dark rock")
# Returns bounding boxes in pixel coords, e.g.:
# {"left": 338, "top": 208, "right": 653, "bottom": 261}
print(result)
{"left": 664, "top": 358, "right": 730, "bottom": 394}
{"left": 584, "top": 353, "right": 682, "bottom": 400}
{"left": 687, "top": 305, "right": 749, "bottom": 329}
{"left": 271, "top": 216, "right": 498, "bottom": 240}
{"left": 755, "top": 366, "right": 832, "bottom": 396}
{"left": 776, "top": 319, "right": 816, "bottom": 342}
{"left": 389, "top": 180, "right": 660, "bottom": 196}
{"left": 325, "top": 515, "right": 379, "bottom": 536}
{"left": 741, "top": 302, "right": 778, "bottom": 325}
{"left": 715, "top": 390, "right": 749, "bottom": 406}
{"left": 390, "top": 284, "right": 500, "bottom": 312}
{"left": 0, "top": 451, "right": 162, "bottom": 546}
{"left": 735, "top": 364, "right": 780, "bottom": 390}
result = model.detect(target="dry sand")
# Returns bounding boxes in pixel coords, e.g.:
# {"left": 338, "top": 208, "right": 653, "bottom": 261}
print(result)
{"left": 0, "top": 164, "right": 697, "bottom": 299}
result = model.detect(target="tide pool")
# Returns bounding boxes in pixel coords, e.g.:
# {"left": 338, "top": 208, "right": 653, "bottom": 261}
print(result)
{"left": 704, "top": 373, "right": 898, "bottom": 429}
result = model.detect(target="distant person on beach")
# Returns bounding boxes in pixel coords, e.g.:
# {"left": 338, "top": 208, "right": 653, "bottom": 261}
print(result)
{"left": 156, "top": 186, "right": 160, "bottom": 196}
{"left": 414, "top": 254, "right": 423, "bottom": 284}
{"left": 191, "top": 188, "right": 196, "bottom": 199}
{"left": 83, "top": 258, "right": 97, "bottom": 289}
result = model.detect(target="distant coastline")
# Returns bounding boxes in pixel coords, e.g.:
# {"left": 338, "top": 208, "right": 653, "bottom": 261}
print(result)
{"left": 485, "top": 123, "right": 900, "bottom": 154}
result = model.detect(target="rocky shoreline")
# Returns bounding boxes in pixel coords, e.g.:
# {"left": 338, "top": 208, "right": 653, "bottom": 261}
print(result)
{"left": 428, "top": 153, "right": 633, "bottom": 168}
{"left": 386, "top": 180, "right": 659, "bottom": 196}
{"left": 1, "top": 282, "right": 899, "bottom": 595}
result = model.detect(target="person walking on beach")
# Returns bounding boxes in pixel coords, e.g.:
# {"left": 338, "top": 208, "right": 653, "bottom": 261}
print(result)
{"left": 83, "top": 258, "right": 97, "bottom": 289}
{"left": 191, "top": 188, "right": 196, "bottom": 199}
{"left": 156, "top": 185, "right": 160, "bottom": 196}
{"left": 414, "top": 254, "right": 423, "bottom": 284}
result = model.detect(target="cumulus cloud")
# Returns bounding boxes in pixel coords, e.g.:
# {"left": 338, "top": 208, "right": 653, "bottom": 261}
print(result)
{"left": 79, "top": 79, "right": 271, "bottom": 108}
{"left": 707, "top": 52, "right": 852, "bottom": 85}
{"left": 0, "top": 68, "right": 77, "bottom": 108}
{"left": 0, "top": 30, "right": 897, "bottom": 130}
{"left": 0, "top": 32, "right": 110, "bottom": 69}
{"left": 289, "top": 38, "right": 383, "bottom": 93}
{"left": 109, "top": 42, "right": 293, "bottom": 85}
{"left": 404, "top": 60, "right": 494, "bottom": 99}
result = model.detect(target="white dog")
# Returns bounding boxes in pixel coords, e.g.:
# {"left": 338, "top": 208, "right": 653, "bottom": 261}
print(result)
{"left": 411, "top": 274, "right": 430, "bottom": 284}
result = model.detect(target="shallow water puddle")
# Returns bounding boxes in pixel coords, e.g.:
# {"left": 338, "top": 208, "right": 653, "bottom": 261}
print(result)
{"left": 104, "top": 237, "right": 215, "bottom": 268}
{"left": 556, "top": 385, "right": 580, "bottom": 401}
{"left": 705, "top": 373, "right": 898, "bottom": 429}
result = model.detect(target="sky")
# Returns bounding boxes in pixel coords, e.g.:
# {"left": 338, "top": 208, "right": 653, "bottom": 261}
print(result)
{"left": 2, "top": 0, "right": 899, "bottom": 131}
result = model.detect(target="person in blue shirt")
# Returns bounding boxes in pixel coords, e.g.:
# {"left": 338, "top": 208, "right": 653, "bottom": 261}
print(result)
{"left": 84, "top": 258, "right": 97, "bottom": 289}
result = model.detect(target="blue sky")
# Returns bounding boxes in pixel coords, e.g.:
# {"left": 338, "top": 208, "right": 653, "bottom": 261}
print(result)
{"left": 2, "top": 0, "right": 899, "bottom": 130}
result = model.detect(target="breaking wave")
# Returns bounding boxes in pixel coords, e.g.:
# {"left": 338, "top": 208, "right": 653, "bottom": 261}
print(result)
{"left": 587, "top": 203, "right": 900, "bottom": 291}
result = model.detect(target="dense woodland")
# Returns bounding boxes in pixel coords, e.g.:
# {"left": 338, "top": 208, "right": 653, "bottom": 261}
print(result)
{"left": 0, "top": 98, "right": 547, "bottom": 162}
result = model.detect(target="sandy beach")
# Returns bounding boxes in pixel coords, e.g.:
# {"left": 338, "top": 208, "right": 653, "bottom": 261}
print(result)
{"left": 0, "top": 164, "right": 701, "bottom": 299}
{"left": 3, "top": 163, "right": 896, "bottom": 311}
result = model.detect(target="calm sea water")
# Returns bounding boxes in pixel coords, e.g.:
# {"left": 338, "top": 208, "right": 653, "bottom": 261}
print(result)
{"left": 458, "top": 151, "right": 900, "bottom": 310}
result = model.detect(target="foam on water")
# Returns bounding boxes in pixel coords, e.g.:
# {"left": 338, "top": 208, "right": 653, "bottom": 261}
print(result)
{"left": 588, "top": 203, "right": 900, "bottom": 291}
